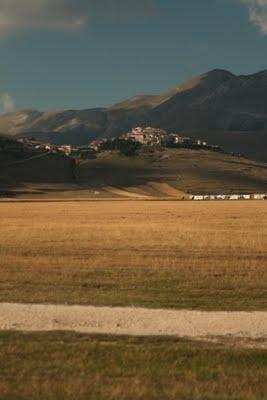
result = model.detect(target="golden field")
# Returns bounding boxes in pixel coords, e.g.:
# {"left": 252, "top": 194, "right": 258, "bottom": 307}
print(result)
{"left": 0, "top": 200, "right": 266, "bottom": 310}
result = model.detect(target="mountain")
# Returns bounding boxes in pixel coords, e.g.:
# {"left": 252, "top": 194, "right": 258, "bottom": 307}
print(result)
{"left": 109, "top": 73, "right": 206, "bottom": 110}
{"left": 0, "top": 107, "right": 148, "bottom": 146}
{"left": 143, "top": 69, "right": 267, "bottom": 130}
{"left": 1, "top": 69, "right": 267, "bottom": 161}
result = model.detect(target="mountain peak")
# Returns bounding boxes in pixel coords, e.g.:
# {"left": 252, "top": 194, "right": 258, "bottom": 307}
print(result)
{"left": 203, "top": 69, "right": 236, "bottom": 81}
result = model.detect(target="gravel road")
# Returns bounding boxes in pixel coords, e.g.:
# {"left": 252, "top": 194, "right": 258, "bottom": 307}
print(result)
{"left": 0, "top": 303, "right": 266, "bottom": 346}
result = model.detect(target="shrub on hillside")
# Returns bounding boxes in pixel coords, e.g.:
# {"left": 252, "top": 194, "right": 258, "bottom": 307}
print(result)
{"left": 100, "top": 138, "right": 141, "bottom": 156}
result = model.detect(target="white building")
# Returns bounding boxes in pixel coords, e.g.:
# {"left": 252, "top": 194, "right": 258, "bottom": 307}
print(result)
{"left": 193, "top": 195, "right": 204, "bottom": 201}
{"left": 58, "top": 145, "right": 72, "bottom": 156}
{"left": 253, "top": 194, "right": 267, "bottom": 200}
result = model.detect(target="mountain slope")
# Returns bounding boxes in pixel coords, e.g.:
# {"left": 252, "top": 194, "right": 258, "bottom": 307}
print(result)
{"left": 73, "top": 148, "right": 267, "bottom": 196}
{"left": 0, "top": 107, "right": 148, "bottom": 146}
{"left": 144, "top": 69, "right": 267, "bottom": 131}
{"left": 111, "top": 69, "right": 235, "bottom": 111}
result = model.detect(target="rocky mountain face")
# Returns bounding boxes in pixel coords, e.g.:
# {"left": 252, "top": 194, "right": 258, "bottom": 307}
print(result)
{"left": 1, "top": 69, "right": 267, "bottom": 161}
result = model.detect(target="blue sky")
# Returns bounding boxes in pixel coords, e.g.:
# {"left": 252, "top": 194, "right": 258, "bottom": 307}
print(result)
{"left": 0, "top": 0, "right": 267, "bottom": 111}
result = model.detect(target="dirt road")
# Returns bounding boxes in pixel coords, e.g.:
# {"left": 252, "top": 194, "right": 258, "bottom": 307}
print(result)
{"left": 0, "top": 303, "right": 266, "bottom": 346}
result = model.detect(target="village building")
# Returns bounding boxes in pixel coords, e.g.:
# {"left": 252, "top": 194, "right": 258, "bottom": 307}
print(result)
{"left": 125, "top": 127, "right": 209, "bottom": 148}
{"left": 58, "top": 145, "right": 72, "bottom": 156}
{"left": 125, "top": 127, "right": 168, "bottom": 146}
{"left": 190, "top": 193, "right": 267, "bottom": 201}
{"left": 229, "top": 195, "right": 240, "bottom": 200}
{"left": 88, "top": 140, "right": 101, "bottom": 152}
{"left": 169, "top": 135, "right": 192, "bottom": 145}
{"left": 197, "top": 139, "right": 208, "bottom": 146}
{"left": 253, "top": 194, "right": 267, "bottom": 200}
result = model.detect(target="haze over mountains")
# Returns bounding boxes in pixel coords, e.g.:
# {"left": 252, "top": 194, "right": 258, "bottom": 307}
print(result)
{"left": 1, "top": 69, "right": 267, "bottom": 161}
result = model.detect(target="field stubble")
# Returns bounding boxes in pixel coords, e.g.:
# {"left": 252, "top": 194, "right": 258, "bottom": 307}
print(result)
{"left": 0, "top": 201, "right": 266, "bottom": 310}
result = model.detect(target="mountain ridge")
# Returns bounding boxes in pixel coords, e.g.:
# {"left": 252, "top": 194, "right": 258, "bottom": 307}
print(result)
{"left": 1, "top": 68, "right": 267, "bottom": 161}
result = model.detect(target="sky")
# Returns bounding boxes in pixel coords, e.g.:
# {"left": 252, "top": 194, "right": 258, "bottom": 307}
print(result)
{"left": 0, "top": 0, "right": 267, "bottom": 112}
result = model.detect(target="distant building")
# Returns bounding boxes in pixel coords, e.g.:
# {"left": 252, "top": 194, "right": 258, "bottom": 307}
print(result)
{"left": 192, "top": 195, "right": 204, "bottom": 201}
{"left": 229, "top": 195, "right": 240, "bottom": 200}
{"left": 125, "top": 127, "right": 168, "bottom": 145}
{"left": 189, "top": 193, "right": 267, "bottom": 201}
{"left": 89, "top": 141, "right": 101, "bottom": 152}
{"left": 45, "top": 144, "right": 52, "bottom": 151}
{"left": 253, "top": 194, "right": 267, "bottom": 200}
{"left": 58, "top": 145, "right": 72, "bottom": 156}
{"left": 197, "top": 139, "right": 207, "bottom": 146}
{"left": 125, "top": 127, "right": 210, "bottom": 149}
{"left": 170, "top": 135, "right": 192, "bottom": 145}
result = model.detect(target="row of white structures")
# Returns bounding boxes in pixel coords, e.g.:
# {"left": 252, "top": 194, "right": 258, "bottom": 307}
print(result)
{"left": 190, "top": 194, "right": 267, "bottom": 201}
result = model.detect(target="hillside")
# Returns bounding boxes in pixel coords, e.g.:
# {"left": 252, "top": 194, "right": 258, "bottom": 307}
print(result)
{"left": 0, "top": 69, "right": 267, "bottom": 161}
{"left": 1, "top": 139, "right": 266, "bottom": 199}
{"left": 76, "top": 148, "right": 267, "bottom": 197}
{"left": 110, "top": 70, "right": 225, "bottom": 110}
{"left": 0, "top": 135, "right": 75, "bottom": 197}
{"left": 143, "top": 69, "right": 267, "bottom": 129}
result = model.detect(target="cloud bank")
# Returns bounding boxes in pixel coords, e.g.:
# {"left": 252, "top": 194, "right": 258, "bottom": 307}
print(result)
{"left": 241, "top": 0, "right": 267, "bottom": 34}
{"left": 0, "top": 93, "right": 16, "bottom": 113}
{"left": 0, "top": 0, "right": 156, "bottom": 36}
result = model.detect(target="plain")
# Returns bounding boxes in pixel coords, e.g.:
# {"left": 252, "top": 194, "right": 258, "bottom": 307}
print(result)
{"left": 0, "top": 200, "right": 266, "bottom": 310}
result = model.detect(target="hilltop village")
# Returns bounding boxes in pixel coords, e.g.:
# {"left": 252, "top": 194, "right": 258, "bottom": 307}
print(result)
{"left": 89, "top": 127, "right": 216, "bottom": 153}
{"left": 1, "top": 127, "right": 224, "bottom": 160}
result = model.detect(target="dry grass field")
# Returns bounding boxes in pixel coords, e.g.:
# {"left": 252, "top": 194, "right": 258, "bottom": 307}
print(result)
{"left": 0, "top": 199, "right": 266, "bottom": 400}
{"left": 0, "top": 332, "right": 266, "bottom": 400}
{"left": 0, "top": 200, "right": 266, "bottom": 310}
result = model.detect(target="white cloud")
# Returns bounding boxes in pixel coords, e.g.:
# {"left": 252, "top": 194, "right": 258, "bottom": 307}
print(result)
{"left": 240, "top": 0, "right": 267, "bottom": 34}
{"left": 0, "top": 0, "right": 156, "bottom": 37}
{"left": 0, "top": 93, "right": 16, "bottom": 113}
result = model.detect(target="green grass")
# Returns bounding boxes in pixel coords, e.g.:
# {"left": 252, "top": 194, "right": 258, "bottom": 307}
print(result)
{"left": 0, "top": 332, "right": 266, "bottom": 400}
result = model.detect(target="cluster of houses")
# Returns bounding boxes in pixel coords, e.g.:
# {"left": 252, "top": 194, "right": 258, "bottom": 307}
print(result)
{"left": 17, "top": 138, "right": 72, "bottom": 156}
{"left": 12, "top": 126, "right": 223, "bottom": 158}
{"left": 190, "top": 194, "right": 267, "bottom": 201}
{"left": 86, "top": 127, "right": 213, "bottom": 153}
{"left": 14, "top": 127, "right": 215, "bottom": 157}
{"left": 124, "top": 127, "right": 209, "bottom": 148}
